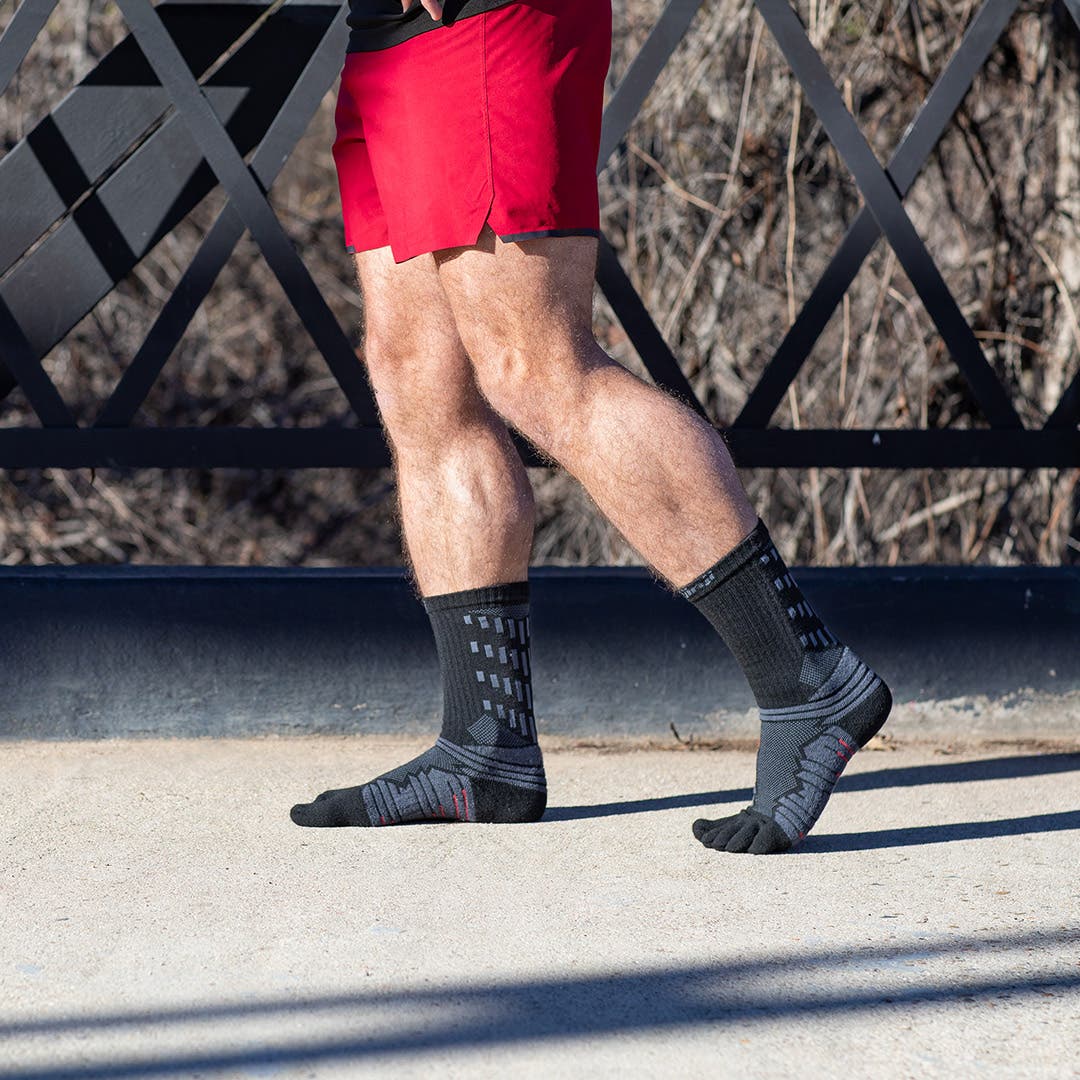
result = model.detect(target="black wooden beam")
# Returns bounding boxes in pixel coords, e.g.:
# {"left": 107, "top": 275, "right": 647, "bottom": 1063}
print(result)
{"left": 0, "top": 3, "right": 266, "bottom": 276}
{"left": 0, "top": 3, "right": 330, "bottom": 400}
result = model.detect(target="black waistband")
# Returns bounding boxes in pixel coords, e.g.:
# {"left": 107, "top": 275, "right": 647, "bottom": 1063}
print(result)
{"left": 346, "top": 0, "right": 514, "bottom": 53}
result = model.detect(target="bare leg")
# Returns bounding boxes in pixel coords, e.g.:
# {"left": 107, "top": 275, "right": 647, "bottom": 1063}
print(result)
{"left": 433, "top": 229, "right": 757, "bottom": 586}
{"left": 290, "top": 248, "right": 545, "bottom": 829}
{"left": 433, "top": 230, "right": 890, "bottom": 855}
{"left": 354, "top": 246, "right": 534, "bottom": 595}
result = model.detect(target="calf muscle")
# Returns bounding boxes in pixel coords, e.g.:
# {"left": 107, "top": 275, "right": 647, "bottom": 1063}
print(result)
{"left": 353, "top": 247, "right": 534, "bottom": 595}
{"left": 435, "top": 231, "right": 757, "bottom": 585}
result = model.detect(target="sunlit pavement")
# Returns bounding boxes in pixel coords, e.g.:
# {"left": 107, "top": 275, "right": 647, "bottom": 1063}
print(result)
{"left": 3, "top": 736, "right": 1078, "bottom": 1078}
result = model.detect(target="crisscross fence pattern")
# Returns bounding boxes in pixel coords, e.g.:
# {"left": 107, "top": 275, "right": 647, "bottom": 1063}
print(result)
{"left": 0, "top": 0, "right": 1078, "bottom": 478}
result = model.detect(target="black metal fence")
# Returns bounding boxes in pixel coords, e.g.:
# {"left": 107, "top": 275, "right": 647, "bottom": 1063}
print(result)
{"left": 1, "top": 0, "right": 1078, "bottom": 472}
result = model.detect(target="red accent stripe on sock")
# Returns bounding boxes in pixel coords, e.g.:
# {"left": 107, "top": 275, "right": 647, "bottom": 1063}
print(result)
{"left": 452, "top": 792, "right": 460, "bottom": 820}
{"left": 462, "top": 787, "right": 470, "bottom": 822}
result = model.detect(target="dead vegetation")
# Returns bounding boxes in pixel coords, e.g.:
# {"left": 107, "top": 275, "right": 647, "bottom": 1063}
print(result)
{"left": 1, "top": 0, "right": 1078, "bottom": 567}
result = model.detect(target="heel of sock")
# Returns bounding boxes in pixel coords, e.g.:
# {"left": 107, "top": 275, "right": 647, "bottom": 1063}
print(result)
{"left": 833, "top": 655, "right": 891, "bottom": 748}
{"left": 851, "top": 678, "right": 892, "bottom": 748}
{"left": 475, "top": 781, "right": 548, "bottom": 824}
{"left": 761, "top": 648, "right": 893, "bottom": 747}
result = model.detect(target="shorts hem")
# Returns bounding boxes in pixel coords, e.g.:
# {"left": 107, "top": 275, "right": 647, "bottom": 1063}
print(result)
{"left": 345, "top": 226, "right": 603, "bottom": 262}
{"left": 344, "top": 239, "right": 394, "bottom": 257}
{"left": 498, "top": 228, "right": 601, "bottom": 243}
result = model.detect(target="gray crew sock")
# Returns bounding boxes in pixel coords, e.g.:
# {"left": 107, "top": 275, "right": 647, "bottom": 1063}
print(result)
{"left": 682, "top": 520, "right": 891, "bottom": 853}
{"left": 290, "top": 582, "right": 546, "bottom": 827}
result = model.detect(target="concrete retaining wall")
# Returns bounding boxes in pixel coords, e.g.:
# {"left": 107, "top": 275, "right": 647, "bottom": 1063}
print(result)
{"left": 1, "top": 566, "right": 1077, "bottom": 741}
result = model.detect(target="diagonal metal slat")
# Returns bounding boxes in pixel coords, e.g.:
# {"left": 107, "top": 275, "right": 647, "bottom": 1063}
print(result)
{"left": 0, "top": 3, "right": 267, "bottom": 278}
{"left": 0, "top": 85, "right": 260, "bottom": 377}
{"left": 113, "top": 0, "right": 375, "bottom": 425}
{"left": 95, "top": 4, "right": 364, "bottom": 427}
{"left": 736, "top": 0, "right": 1021, "bottom": 428}
{"left": 595, "top": 238, "right": 708, "bottom": 415}
{"left": 598, "top": 0, "right": 705, "bottom": 166}
{"left": 0, "top": 0, "right": 59, "bottom": 97}
{"left": 0, "top": 297, "right": 76, "bottom": 427}
{"left": 595, "top": 0, "right": 708, "bottom": 414}
{"left": 0, "top": 3, "right": 319, "bottom": 408}
{"left": 754, "top": 0, "right": 1023, "bottom": 429}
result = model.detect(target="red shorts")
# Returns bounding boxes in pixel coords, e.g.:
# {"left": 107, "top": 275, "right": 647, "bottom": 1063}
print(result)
{"left": 333, "top": 0, "right": 612, "bottom": 263}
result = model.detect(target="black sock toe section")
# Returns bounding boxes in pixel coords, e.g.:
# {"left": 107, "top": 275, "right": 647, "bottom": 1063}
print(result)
{"left": 723, "top": 818, "right": 760, "bottom": 853}
{"left": 290, "top": 788, "right": 372, "bottom": 827}
{"left": 692, "top": 818, "right": 716, "bottom": 841}
{"left": 697, "top": 827, "right": 725, "bottom": 849}
{"left": 747, "top": 813, "right": 793, "bottom": 854}
{"left": 290, "top": 799, "right": 334, "bottom": 827}
{"left": 696, "top": 808, "right": 793, "bottom": 854}
{"left": 290, "top": 801, "right": 328, "bottom": 827}
{"left": 698, "top": 810, "right": 747, "bottom": 850}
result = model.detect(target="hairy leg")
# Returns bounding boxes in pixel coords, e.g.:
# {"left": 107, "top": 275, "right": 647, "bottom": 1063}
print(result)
{"left": 433, "top": 229, "right": 889, "bottom": 852}
{"left": 355, "top": 245, "right": 534, "bottom": 596}
{"left": 290, "top": 246, "right": 545, "bottom": 829}
{"left": 434, "top": 228, "right": 757, "bottom": 585}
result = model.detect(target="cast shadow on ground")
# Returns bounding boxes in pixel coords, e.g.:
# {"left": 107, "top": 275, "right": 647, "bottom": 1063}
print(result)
{"left": 0, "top": 928, "right": 1076, "bottom": 1079}
{"left": 543, "top": 752, "right": 1080, "bottom": 822}
{"left": 798, "top": 809, "right": 1080, "bottom": 852}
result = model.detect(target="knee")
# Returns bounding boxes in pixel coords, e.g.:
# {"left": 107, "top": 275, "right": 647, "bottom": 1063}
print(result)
{"left": 362, "top": 323, "right": 409, "bottom": 381}
{"left": 463, "top": 330, "right": 597, "bottom": 455}
{"left": 360, "top": 332, "right": 416, "bottom": 429}
{"left": 363, "top": 325, "right": 520, "bottom": 467}
{"left": 466, "top": 340, "right": 528, "bottom": 414}
{"left": 362, "top": 326, "right": 457, "bottom": 437}
{"left": 464, "top": 347, "right": 545, "bottom": 445}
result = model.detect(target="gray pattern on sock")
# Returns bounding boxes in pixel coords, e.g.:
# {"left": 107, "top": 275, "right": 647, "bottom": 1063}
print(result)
{"left": 685, "top": 522, "right": 892, "bottom": 853}
{"left": 753, "top": 648, "right": 886, "bottom": 841}
{"left": 290, "top": 582, "right": 547, "bottom": 828}
{"left": 361, "top": 761, "right": 477, "bottom": 825}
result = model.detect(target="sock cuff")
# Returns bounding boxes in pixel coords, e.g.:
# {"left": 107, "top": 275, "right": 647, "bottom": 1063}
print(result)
{"left": 678, "top": 519, "right": 772, "bottom": 603}
{"left": 422, "top": 580, "right": 530, "bottom": 614}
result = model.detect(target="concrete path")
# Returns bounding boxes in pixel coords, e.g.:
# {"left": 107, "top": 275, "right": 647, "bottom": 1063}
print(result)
{"left": 2, "top": 736, "right": 1078, "bottom": 1078}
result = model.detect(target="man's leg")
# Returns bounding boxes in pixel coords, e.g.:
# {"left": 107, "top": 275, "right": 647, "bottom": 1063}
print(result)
{"left": 435, "top": 230, "right": 891, "bottom": 853}
{"left": 435, "top": 229, "right": 757, "bottom": 580}
{"left": 290, "top": 247, "right": 546, "bottom": 827}
{"left": 353, "top": 247, "right": 534, "bottom": 595}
